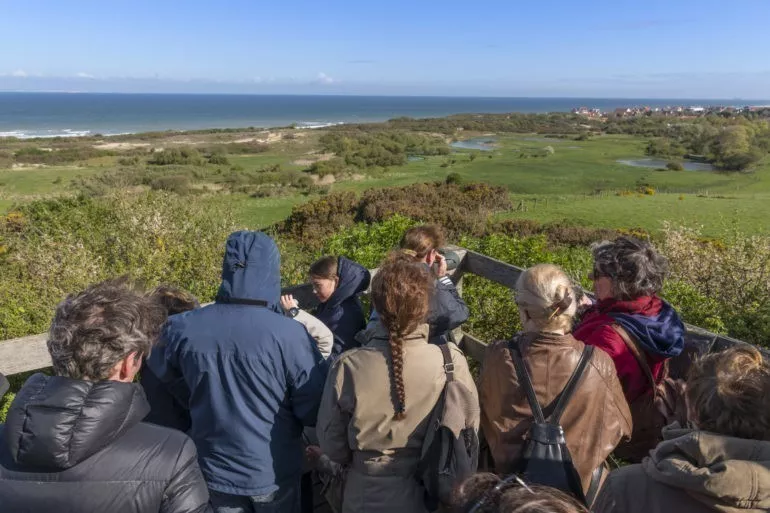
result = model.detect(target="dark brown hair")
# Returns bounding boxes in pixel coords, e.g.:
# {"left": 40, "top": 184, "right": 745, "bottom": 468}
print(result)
{"left": 371, "top": 255, "right": 433, "bottom": 420}
{"left": 453, "top": 473, "right": 588, "bottom": 513}
{"left": 687, "top": 345, "right": 770, "bottom": 440}
{"left": 148, "top": 285, "right": 200, "bottom": 316}
{"left": 591, "top": 236, "right": 668, "bottom": 300}
{"left": 47, "top": 278, "right": 167, "bottom": 381}
{"left": 400, "top": 224, "right": 445, "bottom": 260}
{"left": 309, "top": 255, "right": 338, "bottom": 280}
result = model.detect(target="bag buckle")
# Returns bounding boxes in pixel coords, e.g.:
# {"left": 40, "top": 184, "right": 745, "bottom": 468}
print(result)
{"left": 444, "top": 362, "right": 455, "bottom": 374}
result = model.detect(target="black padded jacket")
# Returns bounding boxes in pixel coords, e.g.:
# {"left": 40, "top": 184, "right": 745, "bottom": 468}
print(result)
{"left": 0, "top": 373, "right": 211, "bottom": 513}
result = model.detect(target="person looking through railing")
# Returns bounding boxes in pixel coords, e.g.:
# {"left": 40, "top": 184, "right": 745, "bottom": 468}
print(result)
{"left": 573, "top": 236, "right": 685, "bottom": 461}
{"left": 366, "top": 224, "right": 469, "bottom": 345}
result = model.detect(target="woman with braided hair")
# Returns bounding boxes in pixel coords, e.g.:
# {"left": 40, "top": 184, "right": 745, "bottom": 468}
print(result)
{"left": 317, "top": 255, "right": 479, "bottom": 513}
{"left": 479, "top": 264, "right": 632, "bottom": 502}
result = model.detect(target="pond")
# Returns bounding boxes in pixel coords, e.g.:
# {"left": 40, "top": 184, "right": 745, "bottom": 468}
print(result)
{"left": 451, "top": 137, "right": 498, "bottom": 151}
{"left": 617, "top": 158, "right": 716, "bottom": 172}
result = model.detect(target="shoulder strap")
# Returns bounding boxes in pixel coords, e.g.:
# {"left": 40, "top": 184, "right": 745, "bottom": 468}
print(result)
{"left": 508, "top": 338, "right": 546, "bottom": 424}
{"left": 439, "top": 343, "right": 455, "bottom": 383}
{"left": 611, "top": 324, "right": 657, "bottom": 394}
{"left": 549, "top": 346, "right": 594, "bottom": 424}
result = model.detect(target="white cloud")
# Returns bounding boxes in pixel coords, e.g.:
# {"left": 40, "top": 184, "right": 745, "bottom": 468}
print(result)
{"left": 76, "top": 72, "right": 95, "bottom": 79}
{"left": 315, "top": 72, "right": 336, "bottom": 85}
{"left": 11, "top": 69, "right": 27, "bottom": 77}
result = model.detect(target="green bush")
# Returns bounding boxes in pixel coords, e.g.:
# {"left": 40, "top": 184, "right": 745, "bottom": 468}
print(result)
{"left": 666, "top": 161, "right": 685, "bottom": 171}
{"left": 446, "top": 172, "right": 464, "bottom": 185}
{"left": 149, "top": 175, "right": 191, "bottom": 194}
{"left": 148, "top": 148, "right": 203, "bottom": 166}
{"left": 0, "top": 192, "right": 236, "bottom": 340}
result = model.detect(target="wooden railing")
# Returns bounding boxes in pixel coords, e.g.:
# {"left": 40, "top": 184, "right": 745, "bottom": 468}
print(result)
{"left": 0, "top": 247, "right": 759, "bottom": 377}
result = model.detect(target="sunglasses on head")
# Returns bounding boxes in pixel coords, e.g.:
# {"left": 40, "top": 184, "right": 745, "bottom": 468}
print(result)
{"left": 466, "top": 474, "right": 534, "bottom": 513}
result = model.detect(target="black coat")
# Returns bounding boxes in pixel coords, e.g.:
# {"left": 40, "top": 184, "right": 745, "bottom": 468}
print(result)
{"left": 0, "top": 373, "right": 211, "bottom": 513}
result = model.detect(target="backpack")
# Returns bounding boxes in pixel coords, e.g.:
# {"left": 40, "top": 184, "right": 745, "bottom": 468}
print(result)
{"left": 610, "top": 324, "right": 687, "bottom": 463}
{"left": 417, "top": 343, "right": 480, "bottom": 511}
{"left": 507, "top": 337, "right": 595, "bottom": 504}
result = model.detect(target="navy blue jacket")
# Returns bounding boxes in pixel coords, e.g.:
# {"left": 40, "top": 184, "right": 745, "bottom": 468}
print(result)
{"left": 145, "top": 231, "right": 328, "bottom": 496}
{"left": 314, "top": 256, "right": 371, "bottom": 353}
{"left": 369, "top": 273, "right": 470, "bottom": 345}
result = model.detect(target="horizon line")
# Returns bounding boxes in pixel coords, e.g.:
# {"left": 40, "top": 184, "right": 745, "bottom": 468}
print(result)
{"left": 0, "top": 90, "right": 767, "bottom": 102}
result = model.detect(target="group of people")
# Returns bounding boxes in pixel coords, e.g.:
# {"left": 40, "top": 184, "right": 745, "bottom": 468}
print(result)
{"left": 0, "top": 225, "right": 768, "bottom": 513}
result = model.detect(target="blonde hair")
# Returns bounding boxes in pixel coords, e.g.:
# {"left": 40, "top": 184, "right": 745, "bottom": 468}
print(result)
{"left": 687, "top": 345, "right": 770, "bottom": 440}
{"left": 515, "top": 264, "right": 577, "bottom": 333}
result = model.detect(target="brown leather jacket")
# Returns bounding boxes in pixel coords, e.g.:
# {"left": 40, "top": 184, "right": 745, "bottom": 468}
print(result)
{"left": 479, "top": 331, "right": 632, "bottom": 493}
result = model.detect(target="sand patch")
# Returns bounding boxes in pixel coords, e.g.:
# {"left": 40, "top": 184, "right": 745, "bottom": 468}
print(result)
{"left": 293, "top": 153, "right": 335, "bottom": 166}
{"left": 93, "top": 142, "right": 152, "bottom": 150}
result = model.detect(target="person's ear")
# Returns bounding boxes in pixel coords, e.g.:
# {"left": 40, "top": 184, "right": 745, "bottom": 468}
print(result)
{"left": 118, "top": 351, "right": 143, "bottom": 382}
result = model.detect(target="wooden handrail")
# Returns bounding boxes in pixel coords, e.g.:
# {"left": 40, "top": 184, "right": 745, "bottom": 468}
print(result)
{"left": 0, "top": 247, "right": 759, "bottom": 377}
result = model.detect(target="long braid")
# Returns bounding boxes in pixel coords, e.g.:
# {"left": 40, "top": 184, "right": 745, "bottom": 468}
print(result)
{"left": 372, "top": 253, "right": 434, "bottom": 422}
{"left": 389, "top": 332, "right": 407, "bottom": 420}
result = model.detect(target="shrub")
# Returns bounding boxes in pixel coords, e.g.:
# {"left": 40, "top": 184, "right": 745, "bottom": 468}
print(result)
{"left": 148, "top": 148, "right": 203, "bottom": 166}
{"left": 208, "top": 152, "right": 230, "bottom": 165}
{"left": 278, "top": 182, "right": 511, "bottom": 248}
{"left": 666, "top": 161, "right": 685, "bottom": 171}
{"left": 446, "top": 172, "right": 464, "bottom": 185}
{"left": 660, "top": 223, "right": 770, "bottom": 346}
{"left": 14, "top": 147, "right": 114, "bottom": 165}
{"left": 0, "top": 192, "right": 236, "bottom": 340}
{"left": 149, "top": 175, "right": 191, "bottom": 194}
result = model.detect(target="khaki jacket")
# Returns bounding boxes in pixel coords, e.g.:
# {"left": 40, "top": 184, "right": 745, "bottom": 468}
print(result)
{"left": 317, "top": 323, "right": 479, "bottom": 513}
{"left": 594, "top": 426, "right": 770, "bottom": 513}
{"left": 479, "top": 331, "right": 632, "bottom": 493}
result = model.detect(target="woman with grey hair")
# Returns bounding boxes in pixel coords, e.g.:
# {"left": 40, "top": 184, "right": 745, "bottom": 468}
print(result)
{"left": 573, "top": 236, "right": 685, "bottom": 403}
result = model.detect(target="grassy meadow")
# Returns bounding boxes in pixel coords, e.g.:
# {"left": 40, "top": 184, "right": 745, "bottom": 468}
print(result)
{"left": 2, "top": 128, "right": 769, "bottom": 236}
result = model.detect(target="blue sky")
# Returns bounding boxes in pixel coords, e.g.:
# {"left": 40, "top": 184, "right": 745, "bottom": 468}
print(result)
{"left": 2, "top": 0, "right": 769, "bottom": 98}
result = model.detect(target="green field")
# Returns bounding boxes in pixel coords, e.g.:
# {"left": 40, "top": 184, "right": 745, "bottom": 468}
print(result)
{"left": 2, "top": 131, "right": 769, "bottom": 236}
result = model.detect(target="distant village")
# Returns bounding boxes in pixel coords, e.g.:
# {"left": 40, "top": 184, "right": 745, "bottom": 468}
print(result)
{"left": 572, "top": 104, "right": 770, "bottom": 119}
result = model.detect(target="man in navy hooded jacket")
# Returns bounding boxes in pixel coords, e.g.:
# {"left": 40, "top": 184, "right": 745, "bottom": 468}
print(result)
{"left": 146, "top": 231, "right": 328, "bottom": 513}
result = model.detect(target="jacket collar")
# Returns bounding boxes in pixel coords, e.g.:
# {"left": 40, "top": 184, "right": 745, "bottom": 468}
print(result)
{"left": 4, "top": 373, "right": 150, "bottom": 470}
{"left": 520, "top": 330, "right": 581, "bottom": 349}
{"left": 362, "top": 321, "right": 431, "bottom": 348}
{"left": 643, "top": 425, "right": 770, "bottom": 510}
{"left": 596, "top": 295, "right": 661, "bottom": 316}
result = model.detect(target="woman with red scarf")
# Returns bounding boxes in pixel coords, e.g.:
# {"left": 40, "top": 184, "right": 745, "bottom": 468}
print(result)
{"left": 573, "top": 237, "right": 685, "bottom": 403}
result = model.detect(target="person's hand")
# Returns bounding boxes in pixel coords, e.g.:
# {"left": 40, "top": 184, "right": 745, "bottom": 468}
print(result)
{"left": 281, "top": 294, "right": 298, "bottom": 311}
{"left": 305, "top": 445, "right": 323, "bottom": 465}
{"left": 434, "top": 252, "right": 448, "bottom": 278}
{"left": 579, "top": 294, "right": 593, "bottom": 308}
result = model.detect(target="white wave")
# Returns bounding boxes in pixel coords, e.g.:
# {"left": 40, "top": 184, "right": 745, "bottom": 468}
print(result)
{"left": 295, "top": 121, "right": 346, "bottom": 129}
{"left": 0, "top": 128, "right": 93, "bottom": 139}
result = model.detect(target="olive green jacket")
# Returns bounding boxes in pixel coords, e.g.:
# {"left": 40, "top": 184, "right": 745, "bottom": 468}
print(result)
{"left": 594, "top": 425, "right": 770, "bottom": 513}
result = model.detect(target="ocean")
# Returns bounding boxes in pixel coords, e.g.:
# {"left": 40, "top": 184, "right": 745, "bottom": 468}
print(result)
{"left": 0, "top": 92, "right": 764, "bottom": 139}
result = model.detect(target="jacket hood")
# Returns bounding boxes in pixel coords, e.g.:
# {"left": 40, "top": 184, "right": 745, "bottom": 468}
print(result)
{"left": 217, "top": 230, "right": 281, "bottom": 311}
{"left": 4, "top": 373, "right": 150, "bottom": 470}
{"left": 322, "top": 256, "right": 370, "bottom": 309}
{"left": 610, "top": 299, "right": 685, "bottom": 357}
{"left": 644, "top": 426, "right": 770, "bottom": 511}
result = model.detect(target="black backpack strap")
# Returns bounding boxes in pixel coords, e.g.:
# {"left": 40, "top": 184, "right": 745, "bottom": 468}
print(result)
{"left": 439, "top": 343, "right": 455, "bottom": 382}
{"left": 508, "top": 338, "right": 546, "bottom": 424}
{"left": 549, "top": 346, "right": 595, "bottom": 424}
